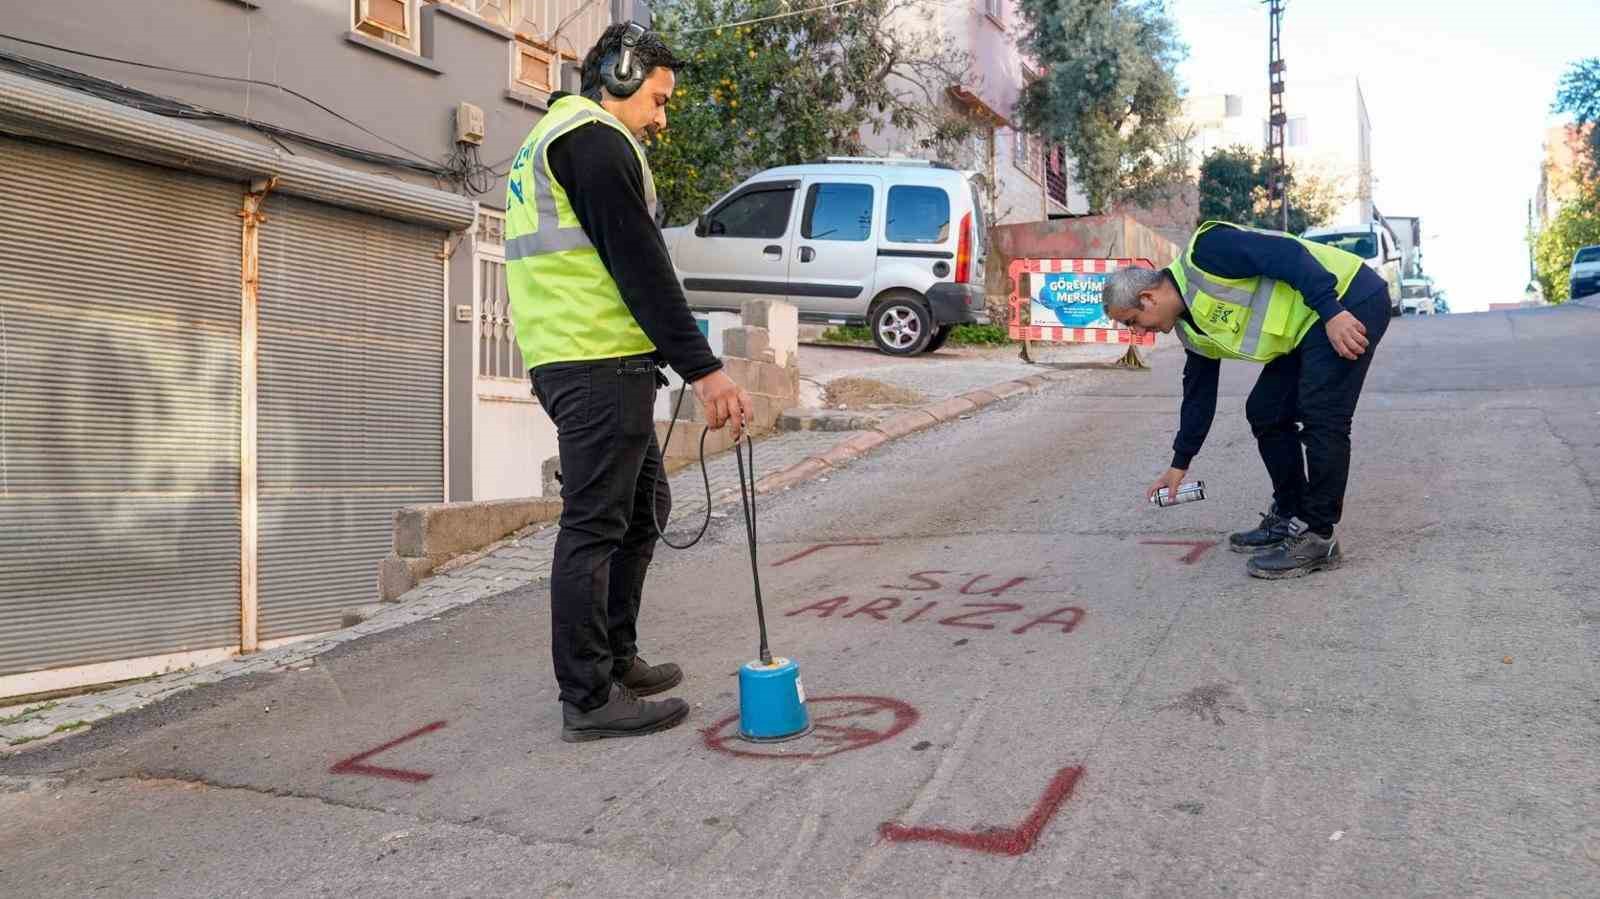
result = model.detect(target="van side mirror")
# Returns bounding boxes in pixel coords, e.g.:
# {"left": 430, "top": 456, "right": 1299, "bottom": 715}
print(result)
{"left": 695, "top": 214, "right": 708, "bottom": 237}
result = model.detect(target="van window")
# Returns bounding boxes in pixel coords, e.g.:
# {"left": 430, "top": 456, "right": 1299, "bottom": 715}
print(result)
{"left": 802, "top": 183, "right": 873, "bottom": 242}
{"left": 1306, "top": 231, "right": 1377, "bottom": 259}
{"left": 885, "top": 186, "right": 950, "bottom": 244}
{"left": 1575, "top": 246, "right": 1600, "bottom": 264}
{"left": 708, "top": 186, "right": 794, "bottom": 239}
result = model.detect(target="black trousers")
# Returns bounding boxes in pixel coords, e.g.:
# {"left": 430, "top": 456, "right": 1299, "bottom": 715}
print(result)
{"left": 1244, "top": 290, "right": 1390, "bottom": 535}
{"left": 531, "top": 354, "right": 670, "bottom": 711}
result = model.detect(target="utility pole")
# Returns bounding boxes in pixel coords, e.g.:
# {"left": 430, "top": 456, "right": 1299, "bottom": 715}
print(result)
{"left": 1266, "top": 0, "right": 1288, "bottom": 231}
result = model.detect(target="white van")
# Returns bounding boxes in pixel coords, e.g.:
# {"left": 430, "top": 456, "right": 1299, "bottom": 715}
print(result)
{"left": 1302, "top": 223, "right": 1403, "bottom": 316}
{"left": 1399, "top": 277, "right": 1435, "bottom": 315}
{"left": 664, "top": 158, "right": 989, "bottom": 355}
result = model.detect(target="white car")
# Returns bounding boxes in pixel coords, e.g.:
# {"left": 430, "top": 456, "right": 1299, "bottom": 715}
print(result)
{"left": 1303, "top": 223, "right": 1404, "bottom": 316}
{"left": 1400, "top": 278, "right": 1436, "bottom": 315}
{"left": 1570, "top": 245, "right": 1600, "bottom": 302}
{"left": 665, "top": 158, "right": 989, "bottom": 355}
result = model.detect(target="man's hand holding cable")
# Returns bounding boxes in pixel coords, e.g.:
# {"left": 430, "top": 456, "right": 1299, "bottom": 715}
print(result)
{"left": 693, "top": 369, "right": 754, "bottom": 441}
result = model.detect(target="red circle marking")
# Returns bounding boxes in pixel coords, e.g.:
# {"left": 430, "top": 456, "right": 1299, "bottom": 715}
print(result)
{"left": 701, "top": 695, "right": 919, "bottom": 760}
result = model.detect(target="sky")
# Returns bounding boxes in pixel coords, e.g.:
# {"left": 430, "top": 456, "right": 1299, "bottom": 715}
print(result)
{"left": 1167, "top": 0, "right": 1600, "bottom": 311}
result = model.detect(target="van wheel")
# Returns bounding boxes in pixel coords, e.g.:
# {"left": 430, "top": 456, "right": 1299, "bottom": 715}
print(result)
{"left": 926, "top": 325, "right": 954, "bottom": 353}
{"left": 871, "top": 295, "right": 934, "bottom": 356}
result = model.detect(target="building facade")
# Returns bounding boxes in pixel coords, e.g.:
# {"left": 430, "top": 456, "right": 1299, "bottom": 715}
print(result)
{"left": 861, "top": 0, "right": 1089, "bottom": 225}
{"left": 0, "top": 0, "right": 625, "bottom": 698}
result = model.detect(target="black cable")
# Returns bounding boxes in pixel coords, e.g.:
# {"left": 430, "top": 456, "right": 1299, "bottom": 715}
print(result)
{"left": 651, "top": 386, "right": 769, "bottom": 664}
{"left": 734, "top": 431, "right": 772, "bottom": 664}
{"left": 0, "top": 49, "right": 452, "bottom": 178}
{"left": 651, "top": 386, "right": 717, "bottom": 550}
{"left": 0, "top": 32, "right": 442, "bottom": 168}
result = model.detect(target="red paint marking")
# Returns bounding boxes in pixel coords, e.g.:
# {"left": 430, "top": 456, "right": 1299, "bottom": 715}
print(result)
{"left": 958, "top": 575, "right": 1028, "bottom": 597}
{"left": 879, "top": 766, "right": 1084, "bottom": 856}
{"left": 1140, "top": 539, "right": 1218, "bottom": 565}
{"left": 843, "top": 597, "right": 902, "bottom": 620}
{"left": 771, "top": 541, "right": 881, "bottom": 568}
{"left": 880, "top": 571, "right": 947, "bottom": 591}
{"left": 902, "top": 600, "right": 938, "bottom": 623}
{"left": 785, "top": 596, "right": 851, "bottom": 618}
{"left": 1012, "top": 606, "right": 1085, "bottom": 635}
{"left": 702, "top": 696, "right": 918, "bottom": 760}
{"left": 936, "top": 602, "right": 1024, "bottom": 630}
{"left": 329, "top": 720, "right": 446, "bottom": 783}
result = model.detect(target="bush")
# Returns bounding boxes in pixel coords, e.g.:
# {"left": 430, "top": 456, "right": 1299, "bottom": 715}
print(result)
{"left": 818, "top": 323, "right": 1013, "bottom": 347}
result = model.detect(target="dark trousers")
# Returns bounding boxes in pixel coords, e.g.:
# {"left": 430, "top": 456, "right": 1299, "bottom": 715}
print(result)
{"left": 531, "top": 354, "right": 670, "bottom": 711}
{"left": 1245, "top": 290, "right": 1390, "bottom": 534}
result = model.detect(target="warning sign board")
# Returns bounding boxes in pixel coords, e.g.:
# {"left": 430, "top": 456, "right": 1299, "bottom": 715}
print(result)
{"left": 1008, "top": 258, "right": 1157, "bottom": 345}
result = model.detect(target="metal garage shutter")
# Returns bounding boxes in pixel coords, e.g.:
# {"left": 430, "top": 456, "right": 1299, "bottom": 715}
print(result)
{"left": 255, "top": 194, "right": 444, "bottom": 640}
{"left": 0, "top": 136, "right": 242, "bottom": 676}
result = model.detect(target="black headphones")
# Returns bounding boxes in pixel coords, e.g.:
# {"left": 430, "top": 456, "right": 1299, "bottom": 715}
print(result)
{"left": 600, "top": 22, "right": 649, "bottom": 99}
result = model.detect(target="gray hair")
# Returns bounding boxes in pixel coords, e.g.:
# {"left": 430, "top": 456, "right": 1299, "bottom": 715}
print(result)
{"left": 1101, "top": 266, "right": 1168, "bottom": 315}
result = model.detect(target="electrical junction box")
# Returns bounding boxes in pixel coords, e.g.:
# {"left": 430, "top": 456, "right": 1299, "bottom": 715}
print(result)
{"left": 455, "top": 102, "right": 485, "bottom": 145}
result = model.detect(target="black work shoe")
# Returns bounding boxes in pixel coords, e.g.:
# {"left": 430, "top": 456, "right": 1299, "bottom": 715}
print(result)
{"left": 561, "top": 684, "right": 689, "bottom": 743}
{"left": 616, "top": 656, "right": 683, "bottom": 696}
{"left": 1229, "top": 504, "right": 1296, "bottom": 554}
{"left": 1246, "top": 519, "right": 1342, "bottom": 579}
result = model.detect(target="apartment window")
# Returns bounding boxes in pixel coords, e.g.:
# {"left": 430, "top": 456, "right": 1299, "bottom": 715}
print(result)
{"left": 514, "top": 38, "right": 557, "bottom": 94}
{"left": 1287, "top": 116, "right": 1309, "bottom": 147}
{"left": 1013, "top": 128, "right": 1042, "bottom": 182}
{"left": 440, "top": 0, "right": 517, "bottom": 30}
{"left": 982, "top": 0, "right": 1003, "bottom": 23}
{"left": 1045, "top": 144, "right": 1069, "bottom": 207}
{"left": 354, "top": 0, "right": 419, "bottom": 52}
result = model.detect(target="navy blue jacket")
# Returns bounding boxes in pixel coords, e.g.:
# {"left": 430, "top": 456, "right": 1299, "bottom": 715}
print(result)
{"left": 1170, "top": 224, "right": 1389, "bottom": 469}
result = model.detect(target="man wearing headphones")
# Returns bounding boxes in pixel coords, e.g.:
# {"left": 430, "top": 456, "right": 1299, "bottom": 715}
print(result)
{"left": 505, "top": 23, "right": 753, "bottom": 742}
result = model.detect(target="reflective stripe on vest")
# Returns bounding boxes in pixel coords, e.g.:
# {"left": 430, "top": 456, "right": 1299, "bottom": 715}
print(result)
{"left": 506, "top": 103, "right": 657, "bottom": 262}
{"left": 1178, "top": 257, "right": 1279, "bottom": 359}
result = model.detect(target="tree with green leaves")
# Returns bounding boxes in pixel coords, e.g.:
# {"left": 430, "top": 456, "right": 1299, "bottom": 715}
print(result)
{"left": 1196, "top": 145, "right": 1344, "bottom": 234}
{"left": 646, "top": 0, "right": 975, "bottom": 226}
{"left": 1532, "top": 183, "right": 1600, "bottom": 304}
{"left": 1553, "top": 57, "right": 1600, "bottom": 178}
{"left": 1012, "top": 0, "right": 1188, "bottom": 213}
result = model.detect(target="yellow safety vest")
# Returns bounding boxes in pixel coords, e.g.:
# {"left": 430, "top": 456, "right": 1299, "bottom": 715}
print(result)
{"left": 505, "top": 94, "right": 657, "bottom": 370}
{"left": 1172, "top": 221, "right": 1367, "bottom": 363}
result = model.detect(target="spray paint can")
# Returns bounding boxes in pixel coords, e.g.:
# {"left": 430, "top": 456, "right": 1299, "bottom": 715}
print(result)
{"left": 1150, "top": 480, "right": 1206, "bottom": 507}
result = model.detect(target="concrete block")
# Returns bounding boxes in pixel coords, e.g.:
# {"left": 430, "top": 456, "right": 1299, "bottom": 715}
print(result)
{"left": 754, "top": 457, "right": 831, "bottom": 494}
{"left": 988, "top": 381, "right": 1030, "bottom": 401}
{"left": 961, "top": 389, "right": 999, "bottom": 409}
{"left": 813, "top": 431, "right": 889, "bottom": 466}
{"left": 342, "top": 604, "right": 388, "bottom": 628}
{"left": 378, "top": 553, "right": 437, "bottom": 602}
{"left": 392, "top": 497, "right": 563, "bottom": 559}
{"left": 756, "top": 361, "right": 797, "bottom": 401}
{"left": 924, "top": 397, "right": 977, "bottom": 422}
{"left": 664, "top": 386, "right": 706, "bottom": 423}
{"left": 742, "top": 299, "right": 799, "bottom": 368}
{"left": 875, "top": 410, "right": 938, "bottom": 439}
{"left": 719, "top": 356, "right": 762, "bottom": 393}
{"left": 723, "top": 326, "right": 771, "bottom": 362}
{"left": 542, "top": 455, "right": 562, "bottom": 497}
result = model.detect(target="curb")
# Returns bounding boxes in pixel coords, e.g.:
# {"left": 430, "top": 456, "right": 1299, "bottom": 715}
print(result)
{"left": 751, "top": 369, "right": 1075, "bottom": 498}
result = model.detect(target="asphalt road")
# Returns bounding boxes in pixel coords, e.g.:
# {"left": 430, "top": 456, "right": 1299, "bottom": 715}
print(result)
{"left": 4, "top": 305, "right": 1598, "bottom": 897}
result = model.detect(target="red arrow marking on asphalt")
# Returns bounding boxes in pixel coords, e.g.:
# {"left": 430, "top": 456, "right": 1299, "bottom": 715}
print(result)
{"left": 771, "top": 541, "right": 882, "bottom": 567}
{"left": 879, "top": 766, "right": 1084, "bottom": 856}
{"left": 329, "top": 720, "right": 447, "bottom": 783}
{"left": 1139, "top": 539, "right": 1218, "bottom": 564}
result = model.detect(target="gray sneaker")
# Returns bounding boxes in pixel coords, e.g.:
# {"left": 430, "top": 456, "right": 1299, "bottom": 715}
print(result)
{"left": 561, "top": 683, "right": 689, "bottom": 743}
{"left": 1246, "top": 518, "right": 1342, "bottom": 579}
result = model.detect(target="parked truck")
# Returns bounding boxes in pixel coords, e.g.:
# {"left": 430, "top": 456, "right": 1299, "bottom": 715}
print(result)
{"left": 1383, "top": 215, "right": 1424, "bottom": 279}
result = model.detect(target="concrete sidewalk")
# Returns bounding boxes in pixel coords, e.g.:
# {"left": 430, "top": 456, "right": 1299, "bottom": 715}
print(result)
{"left": 0, "top": 360, "right": 1094, "bottom": 750}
